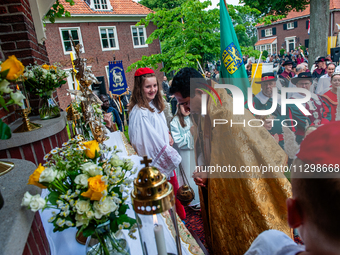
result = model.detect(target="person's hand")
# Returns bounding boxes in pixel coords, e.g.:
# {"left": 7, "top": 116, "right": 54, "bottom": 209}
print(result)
{"left": 169, "top": 133, "right": 174, "bottom": 146}
{"left": 103, "top": 113, "right": 113, "bottom": 128}
{"left": 192, "top": 168, "right": 208, "bottom": 187}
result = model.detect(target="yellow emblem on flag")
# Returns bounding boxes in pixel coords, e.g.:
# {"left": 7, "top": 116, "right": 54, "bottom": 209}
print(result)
{"left": 222, "top": 42, "right": 243, "bottom": 75}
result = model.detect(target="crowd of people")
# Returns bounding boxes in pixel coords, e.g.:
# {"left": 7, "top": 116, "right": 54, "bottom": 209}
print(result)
{"left": 92, "top": 54, "right": 340, "bottom": 254}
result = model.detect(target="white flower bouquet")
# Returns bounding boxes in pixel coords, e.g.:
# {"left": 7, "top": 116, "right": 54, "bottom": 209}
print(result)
{"left": 22, "top": 135, "right": 138, "bottom": 253}
{"left": 23, "top": 62, "right": 68, "bottom": 97}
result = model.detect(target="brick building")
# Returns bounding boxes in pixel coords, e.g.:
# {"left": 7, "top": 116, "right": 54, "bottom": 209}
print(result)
{"left": 45, "top": 0, "right": 162, "bottom": 110}
{"left": 255, "top": 0, "right": 340, "bottom": 55}
{"left": 0, "top": 0, "right": 52, "bottom": 124}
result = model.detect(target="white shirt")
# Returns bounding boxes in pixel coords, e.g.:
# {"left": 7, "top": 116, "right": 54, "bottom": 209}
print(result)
{"left": 244, "top": 230, "right": 305, "bottom": 255}
{"left": 315, "top": 74, "right": 331, "bottom": 95}
{"left": 335, "top": 65, "right": 340, "bottom": 73}
{"left": 128, "top": 101, "right": 181, "bottom": 177}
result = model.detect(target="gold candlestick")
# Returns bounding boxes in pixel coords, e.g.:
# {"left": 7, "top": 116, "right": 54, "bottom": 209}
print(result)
{"left": 13, "top": 107, "right": 42, "bottom": 133}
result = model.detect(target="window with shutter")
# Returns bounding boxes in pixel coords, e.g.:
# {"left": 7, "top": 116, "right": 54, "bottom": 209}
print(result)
{"left": 261, "top": 30, "right": 265, "bottom": 37}
{"left": 294, "top": 21, "right": 298, "bottom": 28}
{"left": 283, "top": 24, "right": 287, "bottom": 30}
{"left": 306, "top": 20, "right": 309, "bottom": 29}
{"left": 272, "top": 27, "right": 276, "bottom": 35}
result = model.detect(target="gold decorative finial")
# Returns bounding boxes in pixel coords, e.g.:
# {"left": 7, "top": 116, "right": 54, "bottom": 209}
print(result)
{"left": 141, "top": 156, "right": 152, "bottom": 167}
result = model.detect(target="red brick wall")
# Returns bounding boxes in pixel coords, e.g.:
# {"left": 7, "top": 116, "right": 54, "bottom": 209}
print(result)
{"left": 45, "top": 21, "right": 163, "bottom": 110}
{"left": 0, "top": 0, "right": 51, "bottom": 124}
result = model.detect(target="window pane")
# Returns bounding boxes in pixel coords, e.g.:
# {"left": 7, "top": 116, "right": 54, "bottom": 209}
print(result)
{"left": 132, "top": 27, "right": 137, "bottom": 37}
{"left": 109, "top": 38, "right": 115, "bottom": 48}
{"left": 108, "top": 29, "right": 114, "bottom": 38}
{"left": 62, "top": 30, "right": 70, "bottom": 40}
{"left": 102, "top": 39, "right": 108, "bottom": 48}
{"left": 139, "top": 28, "right": 144, "bottom": 37}
{"left": 64, "top": 42, "right": 72, "bottom": 52}
{"left": 101, "top": 29, "right": 107, "bottom": 39}
{"left": 140, "top": 36, "right": 145, "bottom": 45}
{"left": 74, "top": 40, "right": 79, "bottom": 46}
{"left": 71, "top": 30, "right": 79, "bottom": 40}
{"left": 134, "top": 37, "right": 139, "bottom": 46}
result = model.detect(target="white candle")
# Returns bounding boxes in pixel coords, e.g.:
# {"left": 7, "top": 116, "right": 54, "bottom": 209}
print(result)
{"left": 153, "top": 214, "right": 167, "bottom": 255}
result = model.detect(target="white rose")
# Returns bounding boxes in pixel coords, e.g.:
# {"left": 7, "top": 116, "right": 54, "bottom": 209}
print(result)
{"left": 93, "top": 198, "right": 117, "bottom": 219}
{"left": 39, "top": 167, "right": 57, "bottom": 183}
{"left": 75, "top": 213, "right": 89, "bottom": 227}
{"left": 0, "top": 79, "right": 12, "bottom": 93}
{"left": 29, "top": 194, "right": 46, "bottom": 212}
{"left": 80, "top": 162, "right": 102, "bottom": 176}
{"left": 86, "top": 210, "right": 94, "bottom": 219}
{"left": 75, "top": 200, "right": 91, "bottom": 214}
{"left": 74, "top": 174, "right": 89, "bottom": 187}
{"left": 21, "top": 191, "right": 33, "bottom": 206}
{"left": 10, "top": 91, "right": 25, "bottom": 106}
{"left": 111, "top": 159, "right": 124, "bottom": 167}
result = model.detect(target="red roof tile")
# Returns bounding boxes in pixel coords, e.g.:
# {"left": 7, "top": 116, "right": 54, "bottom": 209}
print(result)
{"left": 255, "top": 37, "right": 277, "bottom": 46}
{"left": 256, "top": 0, "right": 340, "bottom": 27}
{"left": 59, "top": 0, "right": 153, "bottom": 15}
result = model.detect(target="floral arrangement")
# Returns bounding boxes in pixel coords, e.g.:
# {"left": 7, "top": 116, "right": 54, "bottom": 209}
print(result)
{"left": 0, "top": 55, "right": 26, "bottom": 139}
{"left": 21, "top": 135, "right": 138, "bottom": 244}
{"left": 23, "top": 62, "right": 68, "bottom": 97}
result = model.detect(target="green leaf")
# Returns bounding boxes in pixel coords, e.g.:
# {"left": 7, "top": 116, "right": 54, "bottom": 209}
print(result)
{"left": 0, "top": 119, "right": 11, "bottom": 140}
{"left": 47, "top": 191, "right": 60, "bottom": 205}
{"left": 82, "top": 224, "right": 96, "bottom": 237}
{"left": 0, "top": 69, "right": 9, "bottom": 79}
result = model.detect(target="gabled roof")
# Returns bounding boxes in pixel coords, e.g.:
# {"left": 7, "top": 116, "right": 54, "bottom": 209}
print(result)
{"left": 59, "top": 0, "right": 153, "bottom": 15}
{"left": 255, "top": 37, "right": 277, "bottom": 46}
{"left": 256, "top": 0, "right": 340, "bottom": 28}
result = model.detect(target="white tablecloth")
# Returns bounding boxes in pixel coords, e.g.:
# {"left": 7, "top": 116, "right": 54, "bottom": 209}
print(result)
{"left": 40, "top": 132, "right": 192, "bottom": 255}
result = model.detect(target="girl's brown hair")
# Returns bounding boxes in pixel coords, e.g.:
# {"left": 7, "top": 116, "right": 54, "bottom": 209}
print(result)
{"left": 175, "top": 104, "right": 187, "bottom": 128}
{"left": 128, "top": 72, "right": 165, "bottom": 113}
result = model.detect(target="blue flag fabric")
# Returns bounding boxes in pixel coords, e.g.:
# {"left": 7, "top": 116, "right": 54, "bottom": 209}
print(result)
{"left": 108, "top": 61, "right": 128, "bottom": 95}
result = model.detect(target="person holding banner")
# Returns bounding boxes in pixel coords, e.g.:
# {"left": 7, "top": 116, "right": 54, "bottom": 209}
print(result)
{"left": 128, "top": 67, "right": 186, "bottom": 220}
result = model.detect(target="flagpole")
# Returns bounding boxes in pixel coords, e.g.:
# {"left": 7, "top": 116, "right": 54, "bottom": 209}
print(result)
{"left": 251, "top": 51, "right": 263, "bottom": 88}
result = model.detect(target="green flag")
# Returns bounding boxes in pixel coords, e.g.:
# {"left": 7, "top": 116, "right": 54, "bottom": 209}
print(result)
{"left": 220, "top": 0, "right": 250, "bottom": 97}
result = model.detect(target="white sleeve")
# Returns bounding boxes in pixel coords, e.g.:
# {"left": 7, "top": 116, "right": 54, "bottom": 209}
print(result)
{"left": 129, "top": 109, "right": 181, "bottom": 177}
{"left": 170, "top": 118, "right": 194, "bottom": 150}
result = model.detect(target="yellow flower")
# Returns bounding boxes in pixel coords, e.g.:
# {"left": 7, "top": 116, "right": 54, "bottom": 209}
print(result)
{"left": 81, "top": 175, "right": 107, "bottom": 200}
{"left": 42, "top": 64, "right": 50, "bottom": 70}
{"left": 83, "top": 140, "right": 99, "bottom": 159}
{"left": 50, "top": 65, "right": 57, "bottom": 70}
{"left": 27, "top": 163, "right": 47, "bottom": 189}
{"left": 0, "top": 55, "right": 24, "bottom": 81}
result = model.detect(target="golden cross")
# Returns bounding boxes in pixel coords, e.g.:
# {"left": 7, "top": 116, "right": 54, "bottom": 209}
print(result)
{"left": 141, "top": 156, "right": 152, "bottom": 167}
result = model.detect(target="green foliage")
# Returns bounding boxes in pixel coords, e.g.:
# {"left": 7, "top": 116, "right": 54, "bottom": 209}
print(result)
{"left": 280, "top": 48, "right": 285, "bottom": 56}
{"left": 0, "top": 119, "right": 11, "bottom": 140}
{"left": 240, "top": 46, "right": 264, "bottom": 60}
{"left": 127, "top": 0, "right": 220, "bottom": 74}
{"left": 299, "top": 45, "right": 306, "bottom": 52}
{"left": 45, "top": 0, "right": 75, "bottom": 23}
{"left": 262, "top": 50, "right": 268, "bottom": 58}
{"left": 240, "top": 0, "right": 310, "bottom": 16}
{"left": 139, "top": 0, "right": 187, "bottom": 10}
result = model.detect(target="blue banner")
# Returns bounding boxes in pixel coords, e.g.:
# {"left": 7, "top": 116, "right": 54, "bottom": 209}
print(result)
{"left": 108, "top": 61, "right": 128, "bottom": 95}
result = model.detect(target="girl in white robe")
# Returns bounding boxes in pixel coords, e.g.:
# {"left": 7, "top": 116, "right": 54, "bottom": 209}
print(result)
{"left": 128, "top": 67, "right": 186, "bottom": 219}
{"left": 170, "top": 105, "right": 199, "bottom": 206}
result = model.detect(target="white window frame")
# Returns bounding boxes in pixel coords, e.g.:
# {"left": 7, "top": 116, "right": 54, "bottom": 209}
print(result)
{"left": 287, "top": 22, "right": 294, "bottom": 30}
{"left": 89, "top": 0, "right": 113, "bottom": 11}
{"left": 59, "top": 27, "right": 85, "bottom": 55}
{"left": 130, "top": 25, "right": 148, "bottom": 48}
{"left": 98, "top": 26, "right": 119, "bottom": 51}
{"left": 265, "top": 28, "right": 272, "bottom": 37}
{"left": 285, "top": 36, "right": 296, "bottom": 52}
{"left": 272, "top": 43, "right": 277, "bottom": 54}
{"left": 261, "top": 45, "right": 265, "bottom": 51}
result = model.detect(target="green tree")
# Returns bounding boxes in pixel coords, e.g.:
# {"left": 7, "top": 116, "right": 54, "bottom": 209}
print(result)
{"left": 127, "top": 0, "right": 220, "bottom": 74}
{"left": 138, "top": 0, "right": 187, "bottom": 10}
{"left": 45, "top": 0, "right": 75, "bottom": 23}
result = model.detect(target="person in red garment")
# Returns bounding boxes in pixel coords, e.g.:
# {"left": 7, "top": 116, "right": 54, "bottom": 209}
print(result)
{"left": 128, "top": 67, "right": 186, "bottom": 220}
{"left": 321, "top": 72, "right": 340, "bottom": 121}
